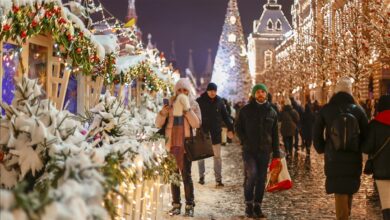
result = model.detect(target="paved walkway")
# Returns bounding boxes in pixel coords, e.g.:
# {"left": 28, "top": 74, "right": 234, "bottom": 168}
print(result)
{"left": 162, "top": 142, "right": 382, "bottom": 219}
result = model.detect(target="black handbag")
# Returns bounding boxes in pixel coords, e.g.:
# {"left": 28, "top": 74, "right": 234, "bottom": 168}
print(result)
{"left": 157, "top": 117, "right": 169, "bottom": 136}
{"left": 184, "top": 128, "right": 214, "bottom": 161}
{"left": 364, "top": 137, "right": 390, "bottom": 175}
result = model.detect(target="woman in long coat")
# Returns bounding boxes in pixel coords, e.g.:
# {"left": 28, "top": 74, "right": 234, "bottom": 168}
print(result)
{"left": 155, "top": 78, "right": 201, "bottom": 217}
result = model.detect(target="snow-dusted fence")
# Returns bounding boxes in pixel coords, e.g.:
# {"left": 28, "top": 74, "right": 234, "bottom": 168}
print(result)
{"left": 48, "top": 62, "right": 71, "bottom": 110}
{"left": 114, "top": 178, "right": 169, "bottom": 220}
{"left": 85, "top": 75, "right": 104, "bottom": 110}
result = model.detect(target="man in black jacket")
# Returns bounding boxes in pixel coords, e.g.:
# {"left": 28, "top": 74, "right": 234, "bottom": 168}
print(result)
{"left": 236, "top": 83, "right": 280, "bottom": 218}
{"left": 196, "top": 83, "right": 234, "bottom": 187}
{"left": 313, "top": 77, "right": 368, "bottom": 220}
{"left": 290, "top": 97, "right": 304, "bottom": 152}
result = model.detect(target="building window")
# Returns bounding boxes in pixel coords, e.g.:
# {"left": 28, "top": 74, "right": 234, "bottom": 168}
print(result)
{"left": 264, "top": 50, "right": 272, "bottom": 69}
{"left": 276, "top": 20, "right": 282, "bottom": 30}
{"left": 267, "top": 19, "right": 273, "bottom": 30}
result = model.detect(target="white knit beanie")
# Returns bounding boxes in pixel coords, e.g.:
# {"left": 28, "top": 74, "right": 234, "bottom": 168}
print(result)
{"left": 174, "top": 78, "right": 192, "bottom": 94}
{"left": 334, "top": 77, "right": 353, "bottom": 95}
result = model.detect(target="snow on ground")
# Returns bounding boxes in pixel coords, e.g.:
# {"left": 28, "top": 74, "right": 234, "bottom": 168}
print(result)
{"left": 161, "top": 142, "right": 246, "bottom": 220}
{"left": 160, "top": 141, "right": 382, "bottom": 220}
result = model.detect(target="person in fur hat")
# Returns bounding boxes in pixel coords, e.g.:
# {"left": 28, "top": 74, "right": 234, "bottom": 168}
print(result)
{"left": 313, "top": 76, "right": 368, "bottom": 220}
{"left": 155, "top": 78, "right": 201, "bottom": 217}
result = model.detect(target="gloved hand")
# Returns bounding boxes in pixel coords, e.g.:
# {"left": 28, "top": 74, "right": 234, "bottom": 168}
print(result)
{"left": 173, "top": 94, "right": 190, "bottom": 116}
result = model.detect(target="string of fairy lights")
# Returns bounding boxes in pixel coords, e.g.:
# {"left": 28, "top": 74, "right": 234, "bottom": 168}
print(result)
{"left": 1, "top": 2, "right": 176, "bottom": 219}
{"left": 265, "top": 0, "right": 388, "bottom": 102}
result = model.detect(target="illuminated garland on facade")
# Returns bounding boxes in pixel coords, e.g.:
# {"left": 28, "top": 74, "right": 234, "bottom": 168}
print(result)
{"left": 0, "top": 2, "right": 114, "bottom": 76}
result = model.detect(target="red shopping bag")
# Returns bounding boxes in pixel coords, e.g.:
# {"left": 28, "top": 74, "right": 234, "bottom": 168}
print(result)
{"left": 266, "top": 158, "right": 293, "bottom": 192}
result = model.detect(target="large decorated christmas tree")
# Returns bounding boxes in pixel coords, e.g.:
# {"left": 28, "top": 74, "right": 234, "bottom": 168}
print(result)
{"left": 211, "top": 0, "right": 252, "bottom": 103}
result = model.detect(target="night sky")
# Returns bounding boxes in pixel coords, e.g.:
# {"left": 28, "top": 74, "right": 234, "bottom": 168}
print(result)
{"left": 99, "top": 0, "right": 292, "bottom": 76}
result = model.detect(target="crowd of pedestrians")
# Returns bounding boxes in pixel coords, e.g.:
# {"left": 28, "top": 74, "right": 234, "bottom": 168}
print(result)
{"left": 156, "top": 77, "right": 390, "bottom": 219}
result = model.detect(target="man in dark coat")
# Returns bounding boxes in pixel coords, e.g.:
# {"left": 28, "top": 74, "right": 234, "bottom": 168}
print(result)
{"left": 313, "top": 77, "right": 368, "bottom": 220}
{"left": 196, "top": 83, "right": 234, "bottom": 187}
{"left": 279, "top": 98, "right": 300, "bottom": 158}
{"left": 302, "top": 96, "right": 316, "bottom": 155}
{"left": 290, "top": 97, "right": 304, "bottom": 152}
{"left": 236, "top": 83, "right": 280, "bottom": 218}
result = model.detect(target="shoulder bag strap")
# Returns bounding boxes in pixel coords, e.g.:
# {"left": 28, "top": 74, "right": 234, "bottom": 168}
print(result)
{"left": 370, "top": 136, "right": 390, "bottom": 160}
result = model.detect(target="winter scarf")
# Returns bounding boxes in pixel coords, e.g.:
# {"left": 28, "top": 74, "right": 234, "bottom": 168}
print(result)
{"left": 170, "top": 78, "right": 193, "bottom": 170}
{"left": 171, "top": 116, "right": 185, "bottom": 170}
{"left": 374, "top": 110, "right": 390, "bottom": 126}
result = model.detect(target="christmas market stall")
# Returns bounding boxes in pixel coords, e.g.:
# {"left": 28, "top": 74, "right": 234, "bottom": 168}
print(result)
{"left": 0, "top": 1, "right": 178, "bottom": 220}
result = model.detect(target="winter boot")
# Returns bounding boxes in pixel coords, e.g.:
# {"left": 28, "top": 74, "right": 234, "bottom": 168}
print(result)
{"left": 198, "top": 177, "right": 205, "bottom": 185}
{"left": 245, "top": 202, "right": 254, "bottom": 218}
{"left": 168, "top": 203, "right": 181, "bottom": 216}
{"left": 253, "top": 203, "right": 266, "bottom": 219}
{"left": 306, "top": 148, "right": 311, "bottom": 156}
{"left": 216, "top": 181, "right": 224, "bottom": 188}
{"left": 383, "top": 209, "right": 390, "bottom": 220}
{"left": 184, "top": 204, "right": 194, "bottom": 217}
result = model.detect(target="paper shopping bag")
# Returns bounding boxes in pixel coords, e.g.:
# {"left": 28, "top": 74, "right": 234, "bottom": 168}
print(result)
{"left": 266, "top": 158, "right": 293, "bottom": 192}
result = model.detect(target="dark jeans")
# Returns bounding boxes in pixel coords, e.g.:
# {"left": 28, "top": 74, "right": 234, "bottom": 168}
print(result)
{"left": 171, "top": 154, "right": 194, "bottom": 205}
{"left": 283, "top": 136, "right": 293, "bottom": 156}
{"left": 294, "top": 128, "right": 300, "bottom": 150}
{"left": 242, "top": 151, "right": 270, "bottom": 203}
{"left": 303, "top": 137, "right": 312, "bottom": 151}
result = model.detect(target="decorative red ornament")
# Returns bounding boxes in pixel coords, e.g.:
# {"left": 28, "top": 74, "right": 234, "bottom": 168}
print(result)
{"left": 78, "top": 32, "right": 84, "bottom": 37}
{"left": 67, "top": 34, "right": 73, "bottom": 41}
{"left": 2, "top": 24, "right": 11, "bottom": 31}
{"left": 53, "top": 6, "right": 61, "bottom": 15}
{"left": 12, "top": 6, "right": 19, "bottom": 13}
{"left": 76, "top": 48, "right": 82, "bottom": 54}
{"left": 58, "top": 18, "right": 66, "bottom": 24}
{"left": 45, "top": 11, "right": 52, "bottom": 18}
{"left": 32, "top": 20, "right": 38, "bottom": 27}
{"left": 20, "top": 30, "right": 27, "bottom": 38}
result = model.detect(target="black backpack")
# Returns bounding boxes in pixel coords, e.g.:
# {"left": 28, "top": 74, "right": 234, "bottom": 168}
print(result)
{"left": 329, "top": 105, "right": 360, "bottom": 152}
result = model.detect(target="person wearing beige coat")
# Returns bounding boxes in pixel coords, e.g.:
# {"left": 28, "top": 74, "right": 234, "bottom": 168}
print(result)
{"left": 155, "top": 78, "right": 201, "bottom": 217}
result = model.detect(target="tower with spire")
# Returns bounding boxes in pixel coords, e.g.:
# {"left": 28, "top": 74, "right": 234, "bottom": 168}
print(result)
{"left": 126, "top": 0, "right": 137, "bottom": 21}
{"left": 169, "top": 41, "right": 178, "bottom": 69}
{"left": 247, "top": 0, "right": 292, "bottom": 83}
{"left": 146, "top": 33, "right": 154, "bottom": 50}
{"left": 186, "top": 49, "right": 198, "bottom": 87}
{"left": 211, "top": 0, "right": 252, "bottom": 103}
{"left": 200, "top": 49, "right": 213, "bottom": 92}
{"left": 187, "top": 49, "right": 195, "bottom": 74}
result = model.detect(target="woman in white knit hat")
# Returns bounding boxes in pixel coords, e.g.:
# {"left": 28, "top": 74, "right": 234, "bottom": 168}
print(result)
{"left": 155, "top": 78, "right": 201, "bottom": 217}
{"left": 313, "top": 76, "right": 369, "bottom": 220}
